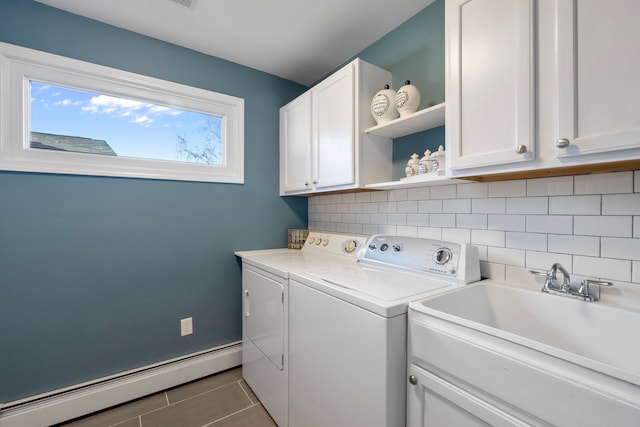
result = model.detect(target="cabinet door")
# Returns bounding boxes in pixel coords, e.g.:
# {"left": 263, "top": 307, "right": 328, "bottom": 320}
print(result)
{"left": 280, "top": 92, "right": 312, "bottom": 194}
{"left": 407, "top": 365, "right": 532, "bottom": 427}
{"left": 555, "top": 0, "right": 640, "bottom": 158}
{"left": 313, "top": 63, "right": 355, "bottom": 189}
{"left": 447, "top": 0, "right": 535, "bottom": 170}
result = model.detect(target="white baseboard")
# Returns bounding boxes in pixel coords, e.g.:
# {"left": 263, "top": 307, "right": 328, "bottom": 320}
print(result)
{"left": 0, "top": 342, "right": 242, "bottom": 427}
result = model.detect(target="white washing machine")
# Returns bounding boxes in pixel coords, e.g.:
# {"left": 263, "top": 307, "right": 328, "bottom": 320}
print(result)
{"left": 287, "top": 235, "right": 481, "bottom": 427}
{"left": 234, "top": 232, "right": 368, "bottom": 427}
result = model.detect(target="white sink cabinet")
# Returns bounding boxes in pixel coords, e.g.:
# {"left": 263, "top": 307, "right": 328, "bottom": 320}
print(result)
{"left": 407, "top": 281, "right": 640, "bottom": 427}
{"left": 279, "top": 59, "right": 392, "bottom": 195}
{"left": 446, "top": 0, "right": 640, "bottom": 178}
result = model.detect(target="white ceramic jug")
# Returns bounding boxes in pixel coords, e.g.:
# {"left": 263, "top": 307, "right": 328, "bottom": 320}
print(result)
{"left": 395, "top": 80, "right": 420, "bottom": 117}
{"left": 371, "top": 84, "right": 399, "bottom": 124}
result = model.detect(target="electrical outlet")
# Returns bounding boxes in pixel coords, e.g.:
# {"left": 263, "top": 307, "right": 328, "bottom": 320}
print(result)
{"left": 180, "top": 317, "right": 193, "bottom": 336}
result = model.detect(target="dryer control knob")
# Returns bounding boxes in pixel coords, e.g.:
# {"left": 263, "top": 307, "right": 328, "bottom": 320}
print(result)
{"left": 392, "top": 244, "right": 402, "bottom": 253}
{"left": 322, "top": 239, "right": 329, "bottom": 246}
{"left": 434, "top": 247, "right": 452, "bottom": 264}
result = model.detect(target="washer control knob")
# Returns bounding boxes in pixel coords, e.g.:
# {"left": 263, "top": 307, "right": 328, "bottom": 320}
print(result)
{"left": 380, "top": 243, "right": 389, "bottom": 252}
{"left": 368, "top": 243, "right": 377, "bottom": 251}
{"left": 315, "top": 239, "right": 322, "bottom": 245}
{"left": 408, "top": 375, "right": 418, "bottom": 385}
{"left": 322, "top": 239, "right": 329, "bottom": 246}
{"left": 307, "top": 237, "right": 315, "bottom": 244}
{"left": 434, "top": 247, "right": 452, "bottom": 265}
{"left": 344, "top": 240, "right": 358, "bottom": 253}
{"left": 392, "top": 244, "right": 402, "bottom": 253}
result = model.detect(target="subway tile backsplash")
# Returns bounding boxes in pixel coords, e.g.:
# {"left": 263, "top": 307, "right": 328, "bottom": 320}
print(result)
{"left": 309, "top": 170, "right": 640, "bottom": 307}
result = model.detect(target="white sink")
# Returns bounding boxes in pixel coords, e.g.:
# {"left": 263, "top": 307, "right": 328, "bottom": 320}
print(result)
{"left": 411, "top": 279, "right": 640, "bottom": 387}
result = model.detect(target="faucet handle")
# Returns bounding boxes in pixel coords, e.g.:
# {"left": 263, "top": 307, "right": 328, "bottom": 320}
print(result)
{"left": 528, "top": 270, "right": 548, "bottom": 277}
{"left": 529, "top": 269, "right": 559, "bottom": 292}
{"left": 541, "top": 263, "right": 569, "bottom": 292}
{"left": 579, "top": 279, "right": 613, "bottom": 301}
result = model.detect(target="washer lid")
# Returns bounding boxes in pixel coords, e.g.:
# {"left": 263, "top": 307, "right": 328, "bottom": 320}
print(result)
{"left": 237, "top": 250, "right": 358, "bottom": 277}
{"left": 291, "top": 264, "right": 455, "bottom": 317}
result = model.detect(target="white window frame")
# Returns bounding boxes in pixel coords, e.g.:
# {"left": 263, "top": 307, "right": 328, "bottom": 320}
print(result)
{"left": 0, "top": 42, "right": 244, "bottom": 183}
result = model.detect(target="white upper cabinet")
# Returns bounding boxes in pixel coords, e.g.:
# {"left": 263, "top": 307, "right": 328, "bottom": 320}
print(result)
{"left": 279, "top": 59, "right": 392, "bottom": 195}
{"left": 446, "top": 0, "right": 640, "bottom": 178}
{"left": 313, "top": 64, "right": 356, "bottom": 190}
{"left": 446, "top": 0, "right": 535, "bottom": 171}
{"left": 280, "top": 92, "right": 312, "bottom": 193}
{"left": 554, "top": 0, "right": 640, "bottom": 158}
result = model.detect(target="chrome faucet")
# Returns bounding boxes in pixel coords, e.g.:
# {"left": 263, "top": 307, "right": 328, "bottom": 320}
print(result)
{"left": 543, "top": 262, "right": 571, "bottom": 293}
{"left": 529, "top": 263, "right": 613, "bottom": 301}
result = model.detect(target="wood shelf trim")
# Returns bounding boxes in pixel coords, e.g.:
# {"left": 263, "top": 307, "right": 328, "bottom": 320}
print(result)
{"left": 462, "top": 159, "right": 640, "bottom": 182}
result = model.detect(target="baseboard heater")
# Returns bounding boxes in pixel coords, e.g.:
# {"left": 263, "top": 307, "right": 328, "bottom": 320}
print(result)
{"left": 0, "top": 341, "right": 242, "bottom": 427}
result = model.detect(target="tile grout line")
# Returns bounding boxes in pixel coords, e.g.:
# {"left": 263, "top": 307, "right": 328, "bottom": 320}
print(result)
{"left": 201, "top": 403, "right": 264, "bottom": 427}
{"left": 126, "top": 382, "right": 242, "bottom": 424}
{"left": 111, "top": 391, "right": 172, "bottom": 425}
{"left": 63, "top": 370, "right": 251, "bottom": 427}
{"left": 165, "top": 378, "right": 242, "bottom": 406}
{"left": 238, "top": 380, "right": 257, "bottom": 405}
{"left": 107, "top": 414, "right": 143, "bottom": 427}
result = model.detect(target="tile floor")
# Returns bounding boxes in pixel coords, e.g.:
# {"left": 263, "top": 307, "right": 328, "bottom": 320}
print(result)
{"left": 55, "top": 367, "right": 276, "bottom": 427}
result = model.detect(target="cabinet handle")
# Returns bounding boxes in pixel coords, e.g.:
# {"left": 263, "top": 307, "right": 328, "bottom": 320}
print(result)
{"left": 244, "top": 290, "right": 250, "bottom": 318}
{"left": 556, "top": 138, "right": 570, "bottom": 148}
{"left": 408, "top": 375, "right": 418, "bottom": 385}
{"left": 515, "top": 144, "right": 527, "bottom": 154}
{"left": 312, "top": 179, "right": 318, "bottom": 184}
{"left": 304, "top": 181, "right": 309, "bottom": 187}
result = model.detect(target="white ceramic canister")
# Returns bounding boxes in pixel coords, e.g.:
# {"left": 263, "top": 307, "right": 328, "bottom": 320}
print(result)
{"left": 395, "top": 80, "right": 421, "bottom": 117}
{"left": 418, "top": 149, "right": 432, "bottom": 174}
{"left": 370, "top": 84, "right": 399, "bottom": 124}
{"left": 430, "top": 145, "right": 446, "bottom": 174}
{"left": 405, "top": 153, "right": 420, "bottom": 177}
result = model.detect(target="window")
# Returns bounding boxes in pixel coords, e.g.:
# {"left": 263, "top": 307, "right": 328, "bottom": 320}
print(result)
{"left": 0, "top": 42, "right": 244, "bottom": 183}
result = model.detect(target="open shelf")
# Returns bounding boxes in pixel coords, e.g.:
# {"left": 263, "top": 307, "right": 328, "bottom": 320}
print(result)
{"left": 365, "top": 102, "right": 445, "bottom": 139}
{"left": 365, "top": 173, "right": 468, "bottom": 190}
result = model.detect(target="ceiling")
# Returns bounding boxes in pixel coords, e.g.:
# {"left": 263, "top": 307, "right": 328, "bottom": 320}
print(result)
{"left": 35, "top": 0, "right": 436, "bottom": 86}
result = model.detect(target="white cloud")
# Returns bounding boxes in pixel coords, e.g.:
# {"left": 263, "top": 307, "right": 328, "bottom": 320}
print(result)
{"left": 149, "top": 105, "right": 182, "bottom": 116}
{"left": 55, "top": 99, "right": 81, "bottom": 107}
{"left": 131, "top": 115, "right": 154, "bottom": 127}
{"left": 81, "top": 95, "right": 182, "bottom": 127}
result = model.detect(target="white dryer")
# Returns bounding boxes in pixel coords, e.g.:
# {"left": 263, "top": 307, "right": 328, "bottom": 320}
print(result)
{"left": 287, "top": 235, "right": 481, "bottom": 427}
{"left": 234, "top": 232, "right": 367, "bottom": 427}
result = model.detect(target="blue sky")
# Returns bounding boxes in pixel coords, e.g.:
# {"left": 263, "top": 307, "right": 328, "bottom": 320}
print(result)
{"left": 29, "top": 81, "right": 222, "bottom": 164}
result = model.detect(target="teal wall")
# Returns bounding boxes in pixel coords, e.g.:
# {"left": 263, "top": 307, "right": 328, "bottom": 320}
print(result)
{"left": 0, "top": 0, "right": 307, "bottom": 403}
{"left": 358, "top": 0, "right": 446, "bottom": 180}
{"left": 358, "top": 0, "right": 445, "bottom": 110}
{"left": 0, "top": 0, "right": 445, "bottom": 404}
